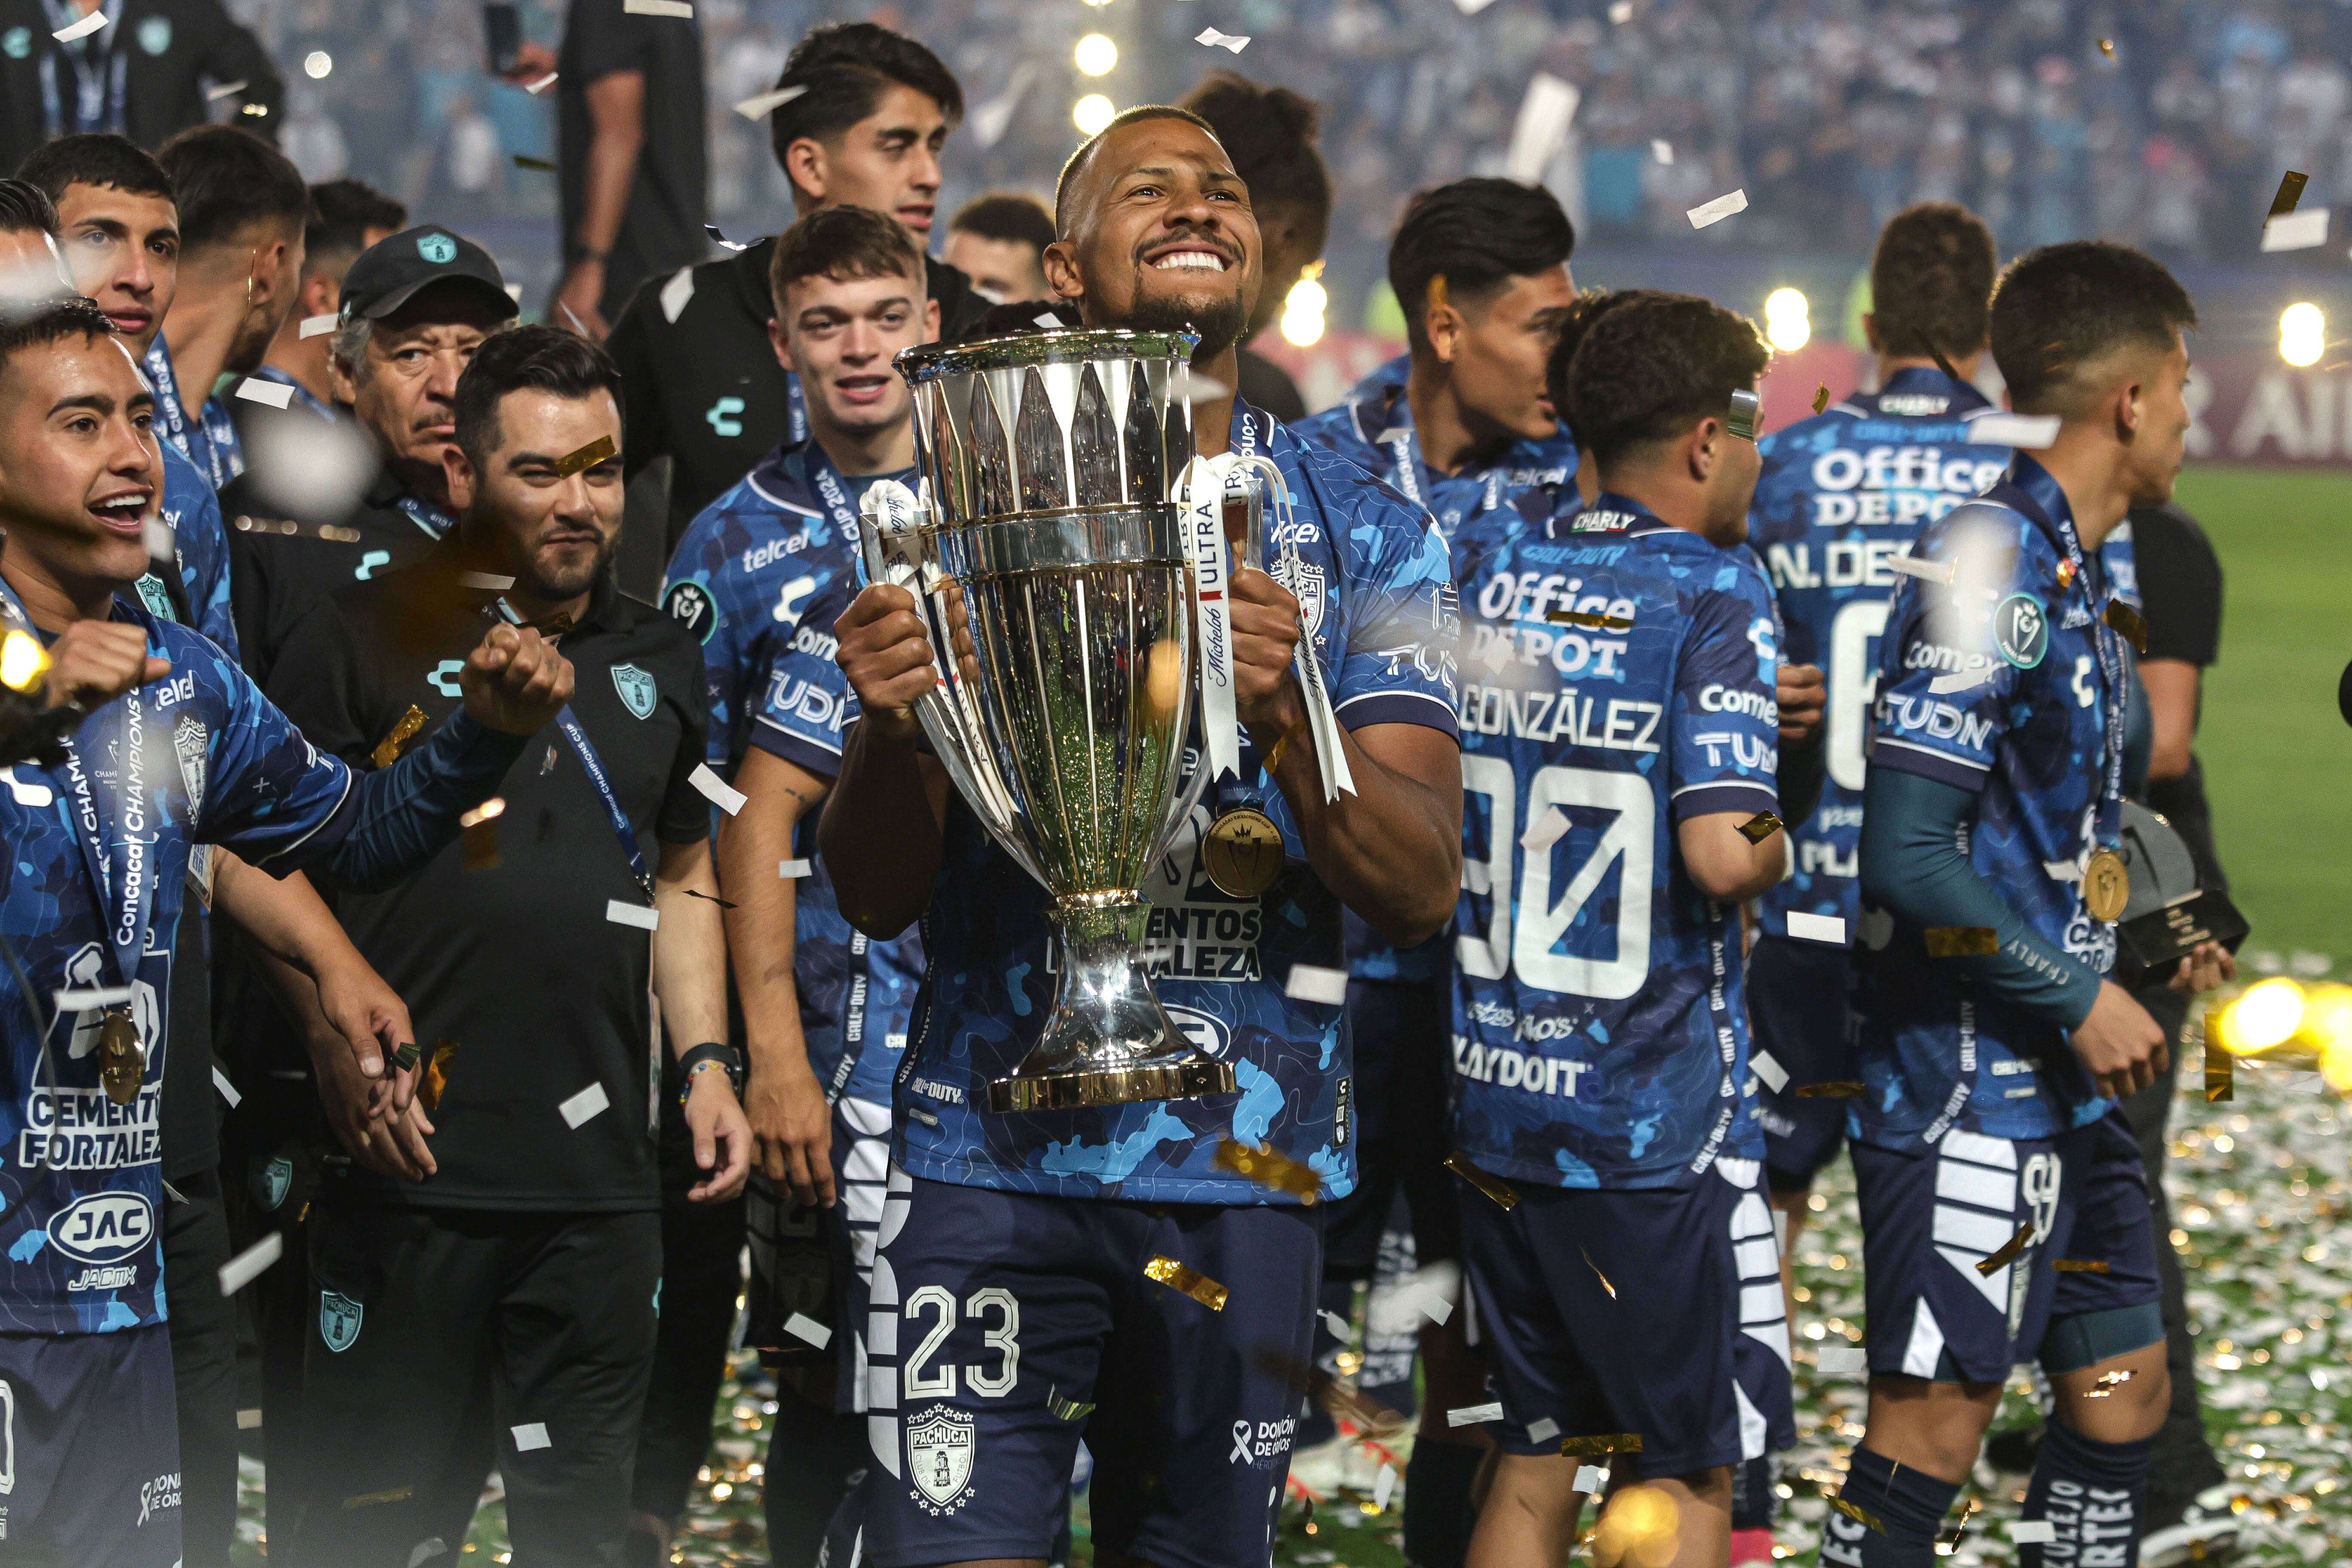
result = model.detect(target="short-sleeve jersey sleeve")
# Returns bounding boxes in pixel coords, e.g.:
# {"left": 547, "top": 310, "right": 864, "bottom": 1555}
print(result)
{"left": 182, "top": 628, "right": 355, "bottom": 864}
{"left": 1299, "top": 443, "right": 1460, "bottom": 738}
{"left": 747, "top": 575, "right": 857, "bottom": 781}
{"left": 1667, "top": 557, "right": 1782, "bottom": 823}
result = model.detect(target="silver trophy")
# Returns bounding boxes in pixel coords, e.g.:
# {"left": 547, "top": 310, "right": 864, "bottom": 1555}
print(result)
{"left": 865, "top": 328, "right": 1237, "bottom": 1114}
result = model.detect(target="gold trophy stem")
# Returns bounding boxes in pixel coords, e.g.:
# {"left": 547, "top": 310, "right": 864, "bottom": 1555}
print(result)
{"left": 986, "top": 894, "right": 1237, "bottom": 1113}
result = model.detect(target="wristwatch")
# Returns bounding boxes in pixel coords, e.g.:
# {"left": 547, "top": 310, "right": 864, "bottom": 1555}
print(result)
{"left": 677, "top": 1041, "right": 742, "bottom": 1102}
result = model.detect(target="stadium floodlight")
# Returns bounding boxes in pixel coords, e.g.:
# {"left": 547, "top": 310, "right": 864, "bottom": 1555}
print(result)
{"left": 1075, "top": 34, "right": 1118, "bottom": 77}
{"left": 1764, "top": 287, "right": 1810, "bottom": 352}
{"left": 1073, "top": 95, "right": 1116, "bottom": 137}
{"left": 303, "top": 50, "right": 333, "bottom": 79}
{"left": 2280, "top": 302, "right": 2325, "bottom": 368}
{"left": 1280, "top": 277, "right": 1327, "bottom": 347}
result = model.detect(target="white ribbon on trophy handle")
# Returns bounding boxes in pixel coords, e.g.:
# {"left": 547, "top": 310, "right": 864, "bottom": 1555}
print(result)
{"left": 1179, "top": 455, "right": 1244, "bottom": 788}
{"left": 1212, "top": 453, "right": 1356, "bottom": 803}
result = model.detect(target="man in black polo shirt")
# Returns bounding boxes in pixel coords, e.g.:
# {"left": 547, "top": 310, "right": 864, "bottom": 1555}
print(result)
{"left": 268, "top": 325, "right": 750, "bottom": 1567}
{"left": 224, "top": 223, "right": 519, "bottom": 686}
{"left": 602, "top": 20, "right": 987, "bottom": 552}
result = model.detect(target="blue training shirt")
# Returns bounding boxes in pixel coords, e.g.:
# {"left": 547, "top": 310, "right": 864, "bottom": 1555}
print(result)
{"left": 892, "top": 401, "right": 1461, "bottom": 1204}
{"left": 1450, "top": 490, "right": 1782, "bottom": 1189}
{"left": 1293, "top": 354, "right": 1577, "bottom": 985}
{"left": 1850, "top": 454, "right": 2135, "bottom": 1147}
{"left": 661, "top": 442, "right": 920, "bottom": 1108}
{"left": 0, "top": 607, "right": 355, "bottom": 1334}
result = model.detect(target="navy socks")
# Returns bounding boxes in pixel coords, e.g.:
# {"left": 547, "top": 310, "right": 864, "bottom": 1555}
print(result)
{"left": 1821, "top": 1445, "right": 1961, "bottom": 1568}
{"left": 2018, "top": 1420, "right": 2153, "bottom": 1568}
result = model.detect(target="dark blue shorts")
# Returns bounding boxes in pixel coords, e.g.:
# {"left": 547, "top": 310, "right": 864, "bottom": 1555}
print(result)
{"left": 1854, "top": 1110, "right": 2162, "bottom": 1384}
{"left": 1459, "top": 1159, "right": 1795, "bottom": 1478}
{"left": 0, "top": 1324, "right": 181, "bottom": 1565}
{"left": 862, "top": 1173, "right": 1321, "bottom": 1568}
{"left": 1748, "top": 935, "right": 1855, "bottom": 1191}
{"left": 1323, "top": 974, "right": 1458, "bottom": 1277}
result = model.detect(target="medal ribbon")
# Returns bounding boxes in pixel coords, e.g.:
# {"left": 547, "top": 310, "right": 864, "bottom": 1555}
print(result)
{"left": 2019, "top": 465, "right": 2128, "bottom": 913}
{"left": 1182, "top": 454, "right": 1243, "bottom": 787}
{"left": 1226, "top": 412, "right": 1354, "bottom": 802}
{"left": 36, "top": 0, "right": 126, "bottom": 138}
{"left": 491, "top": 598, "right": 652, "bottom": 900}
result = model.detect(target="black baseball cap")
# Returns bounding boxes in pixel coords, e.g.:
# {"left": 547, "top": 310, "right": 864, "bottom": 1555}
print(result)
{"left": 338, "top": 225, "right": 519, "bottom": 324}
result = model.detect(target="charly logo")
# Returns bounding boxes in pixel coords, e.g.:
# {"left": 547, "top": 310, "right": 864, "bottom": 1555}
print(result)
{"left": 662, "top": 580, "right": 716, "bottom": 644}
{"left": 704, "top": 396, "right": 745, "bottom": 438}
{"left": 416, "top": 231, "right": 459, "bottom": 266}
{"left": 49, "top": 1191, "right": 154, "bottom": 1266}
{"left": 905, "top": 1405, "right": 975, "bottom": 1514}
{"left": 136, "top": 16, "right": 170, "bottom": 54}
{"left": 610, "top": 663, "right": 656, "bottom": 719}
{"left": 427, "top": 658, "right": 464, "bottom": 697}
{"left": 319, "top": 1290, "right": 364, "bottom": 1352}
{"left": 1993, "top": 593, "right": 2049, "bottom": 670}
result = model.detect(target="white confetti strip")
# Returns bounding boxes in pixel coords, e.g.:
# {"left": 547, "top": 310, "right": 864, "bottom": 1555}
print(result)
{"left": 298, "top": 313, "right": 339, "bottom": 339}
{"left": 1966, "top": 412, "right": 2061, "bottom": 449}
{"left": 2045, "top": 860, "right": 2082, "bottom": 882}
{"left": 524, "top": 73, "right": 558, "bottom": 95}
{"left": 1929, "top": 666, "right": 1997, "bottom": 694}
{"left": 1372, "top": 1461, "right": 1398, "bottom": 1509}
{"left": 1194, "top": 27, "right": 1250, "bottom": 52}
{"left": 606, "top": 900, "right": 659, "bottom": 931}
{"left": 779, "top": 858, "right": 812, "bottom": 879}
{"left": 1887, "top": 552, "right": 1957, "bottom": 585}
{"left": 52, "top": 9, "right": 107, "bottom": 41}
{"left": 1527, "top": 1417, "right": 1560, "bottom": 1444}
{"left": 1318, "top": 1309, "right": 1351, "bottom": 1339}
{"left": 214, "top": 1066, "right": 241, "bottom": 1108}
{"left": 1035, "top": 311, "right": 1064, "bottom": 329}
{"left": 1504, "top": 73, "right": 1579, "bottom": 182}
{"left": 144, "top": 518, "right": 174, "bottom": 560}
{"left": 784, "top": 1312, "right": 833, "bottom": 1349}
{"left": 1285, "top": 964, "right": 1348, "bottom": 1005}
{"left": 1574, "top": 1464, "right": 1607, "bottom": 1492}
{"left": 235, "top": 378, "right": 296, "bottom": 409}
{"left": 54, "top": 986, "right": 133, "bottom": 1012}
{"left": 1651, "top": 138, "right": 1674, "bottom": 164}
{"left": 658, "top": 266, "right": 695, "bottom": 325}
{"left": 511, "top": 1421, "right": 551, "bottom": 1451}
{"left": 559, "top": 1082, "right": 610, "bottom": 1128}
{"left": 1785, "top": 911, "right": 1847, "bottom": 944}
{"left": 457, "top": 571, "right": 514, "bottom": 591}
{"left": 1817, "top": 1344, "right": 1868, "bottom": 1375}
{"left": 2009, "top": 1521, "right": 2056, "bottom": 1544}
{"left": 1519, "top": 807, "right": 1568, "bottom": 852}
{"left": 1447, "top": 1402, "right": 1504, "bottom": 1427}
{"left": 735, "top": 84, "right": 807, "bottom": 121}
{"left": 704, "top": 224, "right": 748, "bottom": 253}
{"left": 2261, "top": 208, "right": 2331, "bottom": 252}
{"left": 217, "top": 1231, "right": 283, "bottom": 1295}
{"left": 237, "top": 1409, "right": 262, "bottom": 1430}
{"left": 205, "top": 80, "right": 249, "bottom": 102}
{"left": 5, "top": 769, "right": 53, "bottom": 808}
{"left": 622, "top": 0, "right": 692, "bottom": 13}
{"left": 1607, "top": 0, "right": 1632, "bottom": 20}
{"left": 1687, "top": 189, "right": 1749, "bottom": 229}
{"left": 1399, "top": 1279, "right": 1454, "bottom": 1324}
{"left": 690, "top": 764, "right": 746, "bottom": 816}
{"left": 1752, "top": 1048, "right": 1790, "bottom": 1094}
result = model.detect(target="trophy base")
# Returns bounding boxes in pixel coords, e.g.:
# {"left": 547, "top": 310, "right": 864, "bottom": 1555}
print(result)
{"left": 984, "top": 894, "right": 1237, "bottom": 1114}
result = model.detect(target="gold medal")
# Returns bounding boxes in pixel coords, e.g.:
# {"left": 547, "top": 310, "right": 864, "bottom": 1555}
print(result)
{"left": 2082, "top": 848, "right": 2129, "bottom": 922}
{"left": 97, "top": 1008, "right": 144, "bottom": 1107}
{"left": 1201, "top": 806, "right": 1283, "bottom": 898}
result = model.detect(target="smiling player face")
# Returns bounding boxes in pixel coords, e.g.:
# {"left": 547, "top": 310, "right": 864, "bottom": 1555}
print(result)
{"left": 0, "top": 330, "right": 161, "bottom": 597}
{"left": 770, "top": 267, "right": 937, "bottom": 447}
{"left": 1044, "top": 117, "right": 1262, "bottom": 359}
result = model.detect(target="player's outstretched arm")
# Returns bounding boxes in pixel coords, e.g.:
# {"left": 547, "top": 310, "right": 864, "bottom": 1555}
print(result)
{"left": 1678, "top": 810, "right": 1788, "bottom": 905}
{"left": 821, "top": 582, "right": 950, "bottom": 939}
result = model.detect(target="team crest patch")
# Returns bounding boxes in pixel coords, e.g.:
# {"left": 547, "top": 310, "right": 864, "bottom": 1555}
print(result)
{"left": 1993, "top": 593, "right": 2049, "bottom": 670}
{"left": 251, "top": 1153, "right": 292, "bottom": 1212}
{"left": 137, "top": 16, "right": 170, "bottom": 53}
{"left": 1281, "top": 560, "right": 1328, "bottom": 639}
{"left": 416, "top": 232, "right": 458, "bottom": 266}
{"left": 662, "top": 579, "right": 716, "bottom": 644}
{"left": 319, "top": 1290, "right": 363, "bottom": 1352}
{"left": 173, "top": 713, "right": 208, "bottom": 819}
{"left": 135, "top": 573, "right": 177, "bottom": 622}
{"left": 610, "top": 663, "right": 656, "bottom": 719}
{"left": 905, "top": 1404, "right": 976, "bottom": 1514}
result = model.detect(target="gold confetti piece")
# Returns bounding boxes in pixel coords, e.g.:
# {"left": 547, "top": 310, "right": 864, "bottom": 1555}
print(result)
{"left": 554, "top": 434, "right": 617, "bottom": 478}
{"left": 2270, "top": 170, "right": 2309, "bottom": 217}
{"left": 1939, "top": 1498, "right": 1977, "bottom": 1551}
{"left": 1830, "top": 1495, "right": 1886, "bottom": 1534}
{"left": 1048, "top": 1386, "right": 1095, "bottom": 1422}
{"left": 2103, "top": 598, "right": 2148, "bottom": 652}
{"left": 2055, "top": 557, "right": 2077, "bottom": 591}
{"left": 512, "top": 154, "right": 558, "bottom": 173}
{"left": 1581, "top": 1245, "right": 1617, "bottom": 1299}
{"left": 1976, "top": 1220, "right": 2035, "bottom": 1275}
{"left": 2095, "top": 1369, "right": 2134, "bottom": 1389}
{"left": 2054, "top": 1258, "right": 2110, "bottom": 1273}
{"left": 460, "top": 796, "right": 504, "bottom": 871}
{"left": 1214, "top": 1139, "right": 1322, "bottom": 1203}
{"left": 1544, "top": 608, "right": 1635, "bottom": 631}
{"left": 2206, "top": 1044, "right": 2233, "bottom": 1102}
{"left": 1446, "top": 1152, "right": 1519, "bottom": 1210}
{"left": 1737, "top": 810, "right": 1783, "bottom": 844}
{"left": 1925, "top": 926, "right": 1999, "bottom": 958}
{"left": 1795, "top": 1080, "right": 1866, "bottom": 1098}
{"left": 342, "top": 1485, "right": 415, "bottom": 1509}
{"left": 1929, "top": 345, "right": 1963, "bottom": 385}
{"left": 2097, "top": 37, "right": 2115, "bottom": 57}
{"left": 1813, "top": 383, "right": 1831, "bottom": 415}
{"left": 371, "top": 705, "right": 429, "bottom": 769}
{"left": 1561, "top": 1432, "right": 1643, "bottom": 1457}
{"left": 421, "top": 1039, "right": 459, "bottom": 1113}
{"left": 1144, "top": 1256, "right": 1227, "bottom": 1310}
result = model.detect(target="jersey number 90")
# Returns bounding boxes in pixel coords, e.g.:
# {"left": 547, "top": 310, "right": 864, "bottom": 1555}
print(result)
{"left": 1457, "top": 757, "right": 1654, "bottom": 999}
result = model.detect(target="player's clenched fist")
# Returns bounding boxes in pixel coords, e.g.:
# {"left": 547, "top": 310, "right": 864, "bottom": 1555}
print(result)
{"left": 1228, "top": 568, "right": 1304, "bottom": 728}
{"left": 834, "top": 583, "right": 938, "bottom": 742}
{"left": 459, "top": 622, "right": 573, "bottom": 735}
{"left": 44, "top": 620, "right": 169, "bottom": 712}
{"left": 1776, "top": 661, "right": 1826, "bottom": 747}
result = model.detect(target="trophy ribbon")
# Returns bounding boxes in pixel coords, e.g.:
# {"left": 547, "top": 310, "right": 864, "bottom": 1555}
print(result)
{"left": 1216, "top": 452, "right": 1354, "bottom": 802}
{"left": 1180, "top": 456, "right": 1244, "bottom": 787}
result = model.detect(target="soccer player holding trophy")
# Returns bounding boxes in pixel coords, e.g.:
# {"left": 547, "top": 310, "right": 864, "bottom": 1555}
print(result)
{"left": 820, "top": 107, "right": 1463, "bottom": 1564}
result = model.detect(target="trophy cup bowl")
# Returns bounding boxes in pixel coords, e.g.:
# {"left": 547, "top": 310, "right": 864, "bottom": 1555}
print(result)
{"left": 885, "top": 328, "right": 1237, "bottom": 1114}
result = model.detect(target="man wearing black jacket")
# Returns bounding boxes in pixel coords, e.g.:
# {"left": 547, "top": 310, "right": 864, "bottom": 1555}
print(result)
{"left": 603, "top": 21, "right": 988, "bottom": 554}
{"left": 0, "top": 0, "right": 282, "bottom": 174}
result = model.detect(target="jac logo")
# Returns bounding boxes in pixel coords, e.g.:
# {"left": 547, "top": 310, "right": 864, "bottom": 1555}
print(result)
{"left": 49, "top": 1191, "right": 155, "bottom": 1265}
{"left": 1163, "top": 1004, "right": 1230, "bottom": 1060}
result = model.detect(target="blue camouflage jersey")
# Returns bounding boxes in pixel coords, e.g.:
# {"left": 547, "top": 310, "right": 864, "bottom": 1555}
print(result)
{"left": 0, "top": 604, "right": 355, "bottom": 1333}
{"left": 894, "top": 403, "right": 1461, "bottom": 1204}
{"left": 146, "top": 440, "right": 238, "bottom": 659}
{"left": 143, "top": 333, "right": 243, "bottom": 492}
{"left": 660, "top": 442, "right": 919, "bottom": 1106}
{"left": 1450, "top": 491, "right": 1782, "bottom": 1189}
{"left": 1294, "top": 354, "right": 1577, "bottom": 984}
{"left": 1851, "top": 455, "right": 2133, "bottom": 1147}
